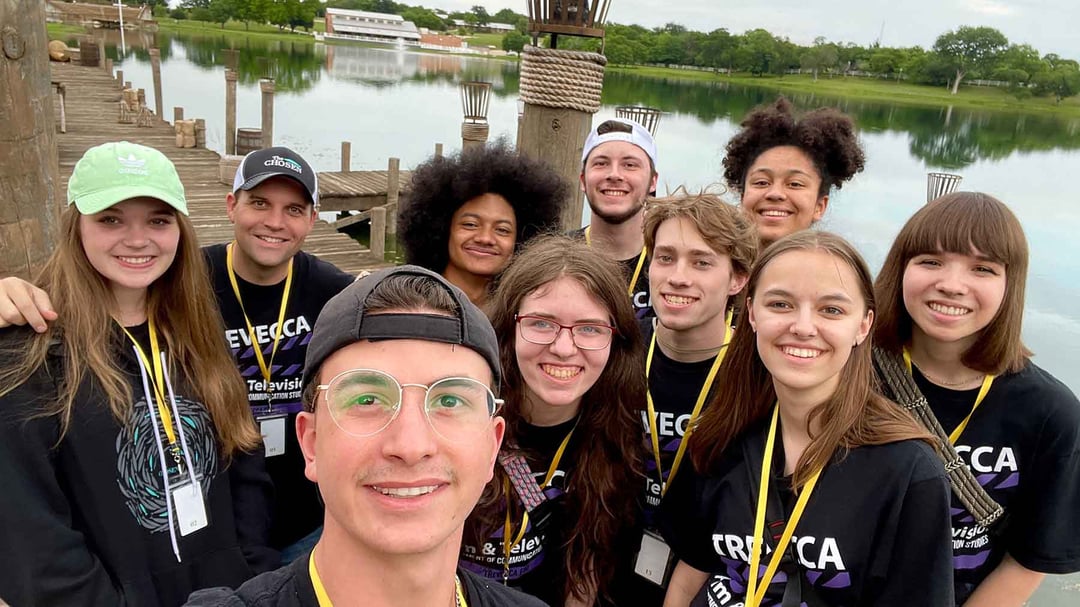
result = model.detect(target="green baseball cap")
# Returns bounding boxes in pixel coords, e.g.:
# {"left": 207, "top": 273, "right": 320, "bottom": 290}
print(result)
{"left": 67, "top": 141, "right": 188, "bottom": 216}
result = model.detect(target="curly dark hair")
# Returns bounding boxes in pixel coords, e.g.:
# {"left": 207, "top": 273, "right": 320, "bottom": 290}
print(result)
{"left": 722, "top": 97, "right": 866, "bottom": 198}
{"left": 398, "top": 141, "right": 569, "bottom": 274}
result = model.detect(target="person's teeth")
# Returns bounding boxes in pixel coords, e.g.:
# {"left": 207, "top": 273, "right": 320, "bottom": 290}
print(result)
{"left": 929, "top": 303, "right": 970, "bottom": 316}
{"left": 374, "top": 485, "right": 438, "bottom": 498}
{"left": 542, "top": 364, "right": 580, "bottom": 379}
{"left": 761, "top": 210, "right": 791, "bottom": 217}
{"left": 664, "top": 295, "right": 694, "bottom": 305}
{"left": 782, "top": 346, "right": 820, "bottom": 359}
{"left": 119, "top": 256, "right": 152, "bottom": 264}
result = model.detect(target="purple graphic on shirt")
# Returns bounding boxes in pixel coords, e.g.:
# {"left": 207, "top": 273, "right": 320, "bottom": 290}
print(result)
{"left": 954, "top": 551, "right": 991, "bottom": 570}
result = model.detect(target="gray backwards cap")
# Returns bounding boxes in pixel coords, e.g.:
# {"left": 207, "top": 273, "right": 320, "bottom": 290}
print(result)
{"left": 302, "top": 265, "right": 501, "bottom": 394}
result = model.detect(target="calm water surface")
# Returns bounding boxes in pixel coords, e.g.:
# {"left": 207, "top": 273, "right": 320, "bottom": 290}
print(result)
{"left": 98, "top": 30, "right": 1080, "bottom": 397}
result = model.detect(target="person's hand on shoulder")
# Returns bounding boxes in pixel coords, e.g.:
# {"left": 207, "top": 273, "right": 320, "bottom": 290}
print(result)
{"left": 0, "top": 277, "right": 57, "bottom": 333}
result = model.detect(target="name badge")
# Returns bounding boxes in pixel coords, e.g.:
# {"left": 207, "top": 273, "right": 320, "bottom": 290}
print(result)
{"left": 172, "top": 482, "right": 208, "bottom": 536}
{"left": 260, "top": 415, "right": 287, "bottom": 458}
{"left": 634, "top": 530, "right": 674, "bottom": 587}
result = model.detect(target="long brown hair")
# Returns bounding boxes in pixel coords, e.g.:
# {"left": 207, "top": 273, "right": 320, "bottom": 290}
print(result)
{"left": 874, "top": 191, "right": 1031, "bottom": 374}
{"left": 0, "top": 206, "right": 260, "bottom": 455}
{"left": 689, "top": 231, "right": 930, "bottom": 489}
{"left": 473, "top": 234, "right": 646, "bottom": 603}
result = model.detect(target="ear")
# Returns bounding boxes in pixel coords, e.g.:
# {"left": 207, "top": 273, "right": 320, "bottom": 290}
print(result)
{"left": 728, "top": 271, "right": 750, "bottom": 298}
{"left": 579, "top": 171, "right": 587, "bottom": 194}
{"left": 648, "top": 171, "right": 659, "bottom": 195}
{"left": 225, "top": 192, "right": 239, "bottom": 223}
{"left": 307, "top": 207, "right": 317, "bottom": 227}
{"left": 812, "top": 194, "right": 829, "bottom": 222}
{"left": 746, "top": 297, "right": 757, "bottom": 332}
{"left": 856, "top": 309, "right": 874, "bottom": 347}
{"left": 297, "top": 411, "right": 318, "bottom": 484}
{"left": 485, "top": 417, "right": 507, "bottom": 483}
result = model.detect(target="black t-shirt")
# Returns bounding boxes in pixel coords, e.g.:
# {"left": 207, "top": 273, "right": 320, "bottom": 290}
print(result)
{"left": 185, "top": 552, "right": 550, "bottom": 606}
{"left": 460, "top": 418, "right": 578, "bottom": 606}
{"left": 638, "top": 319, "right": 723, "bottom": 530}
{"left": 0, "top": 324, "right": 276, "bottom": 606}
{"left": 568, "top": 227, "right": 652, "bottom": 318}
{"left": 661, "top": 418, "right": 955, "bottom": 606}
{"left": 204, "top": 244, "right": 354, "bottom": 550}
{"left": 913, "top": 362, "right": 1080, "bottom": 603}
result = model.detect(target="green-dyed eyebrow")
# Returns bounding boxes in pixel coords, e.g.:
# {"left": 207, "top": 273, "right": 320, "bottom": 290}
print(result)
{"left": 337, "top": 372, "right": 395, "bottom": 389}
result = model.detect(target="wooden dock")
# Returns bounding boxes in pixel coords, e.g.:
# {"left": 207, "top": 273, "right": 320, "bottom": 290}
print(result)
{"left": 48, "top": 61, "right": 393, "bottom": 276}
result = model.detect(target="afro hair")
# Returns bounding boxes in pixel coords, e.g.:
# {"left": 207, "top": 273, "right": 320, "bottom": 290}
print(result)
{"left": 397, "top": 141, "right": 569, "bottom": 275}
{"left": 723, "top": 97, "right": 866, "bottom": 198}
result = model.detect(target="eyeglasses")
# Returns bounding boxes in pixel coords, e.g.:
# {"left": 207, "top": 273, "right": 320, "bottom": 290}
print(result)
{"left": 315, "top": 369, "right": 502, "bottom": 441}
{"left": 515, "top": 314, "right": 616, "bottom": 351}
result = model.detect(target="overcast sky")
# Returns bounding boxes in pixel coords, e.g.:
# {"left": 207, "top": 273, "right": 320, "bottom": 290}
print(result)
{"left": 438, "top": 0, "right": 1080, "bottom": 60}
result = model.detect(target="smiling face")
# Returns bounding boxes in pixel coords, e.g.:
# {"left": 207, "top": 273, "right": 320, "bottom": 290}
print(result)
{"left": 740, "top": 145, "right": 828, "bottom": 245}
{"left": 748, "top": 249, "right": 872, "bottom": 403}
{"left": 649, "top": 216, "right": 747, "bottom": 336}
{"left": 225, "top": 176, "right": 316, "bottom": 282}
{"left": 515, "top": 276, "right": 613, "bottom": 426}
{"left": 580, "top": 141, "right": 658, "bottom": 226}
{"left": 445, "top": 193, "right": 517, "bottom": 281}
{"left": 79, "top": 197, "right": 180, "bottom": 303}
{"left": 902, "top": 249, "right": 1007, "bottom": 353}
{"left": 297, "top": 338, "right": 504, "bottom": 557}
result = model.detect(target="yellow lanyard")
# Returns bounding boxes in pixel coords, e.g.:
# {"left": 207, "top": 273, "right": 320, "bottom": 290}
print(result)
{"left": 121, "top": 321, "right": 177, "bottom": 445}
{"left": 746, "top": 406, "right": 822, "bottom": 607}
{"left": 226, "top": 241, "right": 294, "bottom": 408}
{"left": 502, "top": 428, "right": 575, "bottom": 582}
{"left": 310, "top": 548, "right": 469, "bottom": 607}
{"left": 903, "top": 348, "right": 995, "bottom": 444}
{"left": 644, "top": 322, "right": 731, "bottom": 496}
{"left": 584, "top": 226, "right": 647, "bottom": 296}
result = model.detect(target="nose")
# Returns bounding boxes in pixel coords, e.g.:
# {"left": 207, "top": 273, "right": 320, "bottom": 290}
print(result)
{"left": 789, "top": 306, "right": 817, "bottom": 338}
{"left": 473, "top": 225, "right": 497, "bottom": 245}
{"left": 262, "top": 205, "right": 286, "bottom": 230}
{"left": 666, "top": 259, "right": 691, "bottom": 287}
{"left": 934, "top": 264, "right": 968, "bottom": 296}
{"left": 121, "top": 223, "right": 151, "bottom": 248}
{"left": 548, "top": 326, "right": 579, "bottom": 357}
{"left": 764, "top": 181, "right": 786, "bottom": 201}
{"left": 380, "top": 387, "right": 438, "bottom": 464}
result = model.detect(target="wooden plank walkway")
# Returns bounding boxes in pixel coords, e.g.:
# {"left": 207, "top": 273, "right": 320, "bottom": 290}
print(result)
{"left": 318, "top": 170, "right": 411, "bottom": 213}
{"left": 48, "top": 61, "right": 393, "bottom": 276}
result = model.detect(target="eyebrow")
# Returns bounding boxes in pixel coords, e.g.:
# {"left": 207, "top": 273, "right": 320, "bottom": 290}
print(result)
{"left": 760, "top": 288, "right": 854, "bottom": 304}
{"left": 520, "top": 311, "right": 610, "bottom": 325}
{"left": 459, "top": 212, "right": 513, "bottom": 225}
{"left": 749, "top": 167, "right": 813, "bottom": 178}
{"left": 654, "top": 245, "right": 718, "bottom": 258}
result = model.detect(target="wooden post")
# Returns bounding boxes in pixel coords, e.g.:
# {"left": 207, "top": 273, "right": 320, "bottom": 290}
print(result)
{"left": 434, "top": 142, "right": 443, "bottom": 158}
{"left": 149, "top": 48, "right": 164, "bottom": 123}
{"left": 96, "top": 37, "right": 105, "bottom": 71}
{"left": 195, "top": 119, "right": 206, "bottom": 148}
{"left": 370, "top": 206, "right": 387, "bottom": 261}
{"left": 116, "top": 69, "right": 123, "bottom": 88}
{"left": 260, "top": 79, "right": 275, "bottom": 149}
{"left": 519, "top": 106, "right": 593, "bottom": 229}
{"left": 385, "top": 157, "right": 400, "bottom": 234}
{"left": 0, "top": 0, "right": 62, "bottom": 278}
{"left": 104, "top": 57, "right": 112, "bottom": 75}
{"left": 225, "top": 69, "right": 238, "bottom": 155}
{"left": 341, "top": 141, "right": 351, "bottom": 172}
{"left": 173, "top": 107, "right": 183, "bottom": 124}
{"left": 124, "top": 81, "right": 131, "bottom": 91}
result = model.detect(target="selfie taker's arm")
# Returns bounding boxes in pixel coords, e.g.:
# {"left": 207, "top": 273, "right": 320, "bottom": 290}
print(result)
{"left": 662, "top": 560, "right": 708, "bottom": 607}
{"left": 962, "top": 555, "right": 1044, "bottom": 607}
{"left": 0, "top": 277, "right": 56, "bottom": 333}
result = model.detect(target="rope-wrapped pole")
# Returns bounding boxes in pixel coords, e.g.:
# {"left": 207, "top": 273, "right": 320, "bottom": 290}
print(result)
{"left": 873, "top": 348, "right": 1004, "bottom": 528}
{"left": 517, "top": 45, "right": 607, "bottom": 229}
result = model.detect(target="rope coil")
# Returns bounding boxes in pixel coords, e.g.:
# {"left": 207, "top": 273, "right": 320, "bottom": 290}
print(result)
{"left": 461, "top": 122, "right": 490, "bottom": 142}
{"left": 519, "top": 45, "right": 607, "bottom": 113}
{"left": 873, "top": 348, "right": 1004, "bottom": 528}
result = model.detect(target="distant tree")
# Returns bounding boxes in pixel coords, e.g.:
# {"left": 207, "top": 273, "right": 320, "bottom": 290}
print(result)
{"left": 1044, "top": 53, "right": 1080, "bottom": 71}
{"left": 502, "top": 30, "right": 527, "bottom": 53}
{"left": 933, "top": 26, "right": 1009, "bottom": 94}
{"left": 492, "top": 7, "right": 526, "bottom": 30}
{"left": 190, "top": 6, "right": 213, "bottom": 21}
{"left": 181, "top": 0, "right": 210, "bottom": 9}
{"left": 207, "top": 0, "right": 236, "bottom": 27}
{"left": 800, "top": 37, "right": 838, "bottom": 80}
{"left": 170, "top": 6, "right": 189, "bottom": 19}
{"left": 235, "top": 0, "right": 269, "bottom": 30}
{"left": 699, "top": 28, "right": 736, "bottom": 70}
{"left": 836, "top": 42, "right": 871, "bottom": 74}
{"left": 402, "top": 7, "right": 444, "bottom": 30}
{"left": 1033, "top": 65, "right": 1080, "bottom": 103}
{"left": 470, "top": 5, "right": 489, "bottom": 26}
{"left": 737, "top": 29, "right": 779, "bottom": 75}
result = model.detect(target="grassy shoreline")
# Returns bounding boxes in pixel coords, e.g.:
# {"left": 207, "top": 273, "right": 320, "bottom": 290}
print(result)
{"left": 608, "top": 64, "right": 1080, "bottom": 116}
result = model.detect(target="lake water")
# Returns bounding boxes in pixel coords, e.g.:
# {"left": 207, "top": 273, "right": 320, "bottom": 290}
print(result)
{"left": 91, "top": 29, "right": 1080, "bottom": 398}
